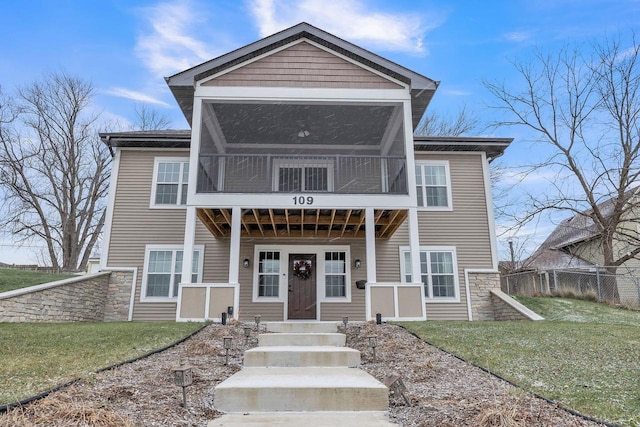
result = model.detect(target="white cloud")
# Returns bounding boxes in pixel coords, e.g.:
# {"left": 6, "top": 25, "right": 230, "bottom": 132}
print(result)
{"left": 135, "top": 0, "right": 216, "bottom": 77}
{"left": 102, "top": 87, "right": 171, "bottom": 107}
{"left": 503, "top": 31, "right": 534, "bottom": 43}
{"left": 249, "top": 0, "right": 441, "bottom": 54}
{"left": 441, "top": 88, "right": 471, "bottom": 96}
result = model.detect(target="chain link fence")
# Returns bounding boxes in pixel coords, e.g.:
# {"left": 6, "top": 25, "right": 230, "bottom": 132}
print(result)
{"left": 501, "top": 267, "right": 640, "bottom": 309}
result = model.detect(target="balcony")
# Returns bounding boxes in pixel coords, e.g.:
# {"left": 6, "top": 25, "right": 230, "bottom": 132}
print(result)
{"left": 196, "top": 154, "right": 408, "bottom": 195}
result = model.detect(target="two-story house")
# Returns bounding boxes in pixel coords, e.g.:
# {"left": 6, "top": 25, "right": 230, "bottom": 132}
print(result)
{"left": 99, "top": 23, "right": 511, "bottom": 322}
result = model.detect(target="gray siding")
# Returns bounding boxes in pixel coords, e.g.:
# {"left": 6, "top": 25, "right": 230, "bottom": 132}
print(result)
{"left": 202, "top": 41, "right": 401, "bottom": 89}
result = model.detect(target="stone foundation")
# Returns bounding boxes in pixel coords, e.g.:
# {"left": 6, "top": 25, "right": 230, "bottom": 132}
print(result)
{"left": 103, "top": 270, "right": 135, "bottom": 321}
{"left": 468, "top": 271, "right": 501, "bottom": 321}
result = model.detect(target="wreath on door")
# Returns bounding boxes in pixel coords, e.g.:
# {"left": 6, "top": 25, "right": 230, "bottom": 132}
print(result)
{"left": 292, "top": 259, "right": 313, "bottom": 280}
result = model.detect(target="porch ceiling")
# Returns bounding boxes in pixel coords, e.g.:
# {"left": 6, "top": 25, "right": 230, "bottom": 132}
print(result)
{"left": 196, "top": 208, "right": 407, "bottom": 239}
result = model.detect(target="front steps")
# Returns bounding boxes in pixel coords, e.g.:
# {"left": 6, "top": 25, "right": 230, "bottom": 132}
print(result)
{"left": 258, "top": 332, "right": 345, "bottom": 347}
{"left": 244, "top": 345, "right": 360, "bottom": 367}
{"left": 214, "top": 367, "right": 388, "bottom": 411}
{"left": 208, "top": 411, "right": 398, "bottom": 426}
{"left": 210, "top": 322, "right": 395, "bottom": 425}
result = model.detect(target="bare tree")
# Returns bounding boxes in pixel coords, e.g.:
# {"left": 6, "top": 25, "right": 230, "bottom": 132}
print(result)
{"left": 134, "top": 103, "right": 171, "bottom": 130}
{"left": 415, "top": 105, "right": 481, "bottom": 136}
{"left": 0, "top": 72, "right": 111, "bottom": 271}
{"left": 484, "top": 35, "right": 640, "bottom": 300}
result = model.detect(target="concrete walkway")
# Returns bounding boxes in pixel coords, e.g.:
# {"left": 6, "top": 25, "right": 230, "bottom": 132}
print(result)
{"left": 209, "top": 322, "right": 397, "bottom": 426}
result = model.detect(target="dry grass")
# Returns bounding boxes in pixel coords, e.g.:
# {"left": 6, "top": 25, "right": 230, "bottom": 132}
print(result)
{"left": 0, "top": 387, "right": 135, "bottom": 427}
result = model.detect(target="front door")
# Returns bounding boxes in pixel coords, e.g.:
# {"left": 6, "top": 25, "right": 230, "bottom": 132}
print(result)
{"left": 288, "top": 254, "right": 317, "bottom": 319}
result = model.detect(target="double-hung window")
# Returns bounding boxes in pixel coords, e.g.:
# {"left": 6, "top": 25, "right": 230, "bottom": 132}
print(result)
{"left": 258, "top": 251, "right": 280, "bottom": 297}
{"left": 325, "top": 252, "right": 346, "bottom": 297}
{"left": 400, "top": 246, "right": 459, "bottom": 301}
{"left": 415, "top": 161, "right": 452, "bottom": 209}
{"left": 152, "top": 158, "right": 189, "bottom": 207}
{"left": 142, "top": 246, "right": 203, "bottom": 300}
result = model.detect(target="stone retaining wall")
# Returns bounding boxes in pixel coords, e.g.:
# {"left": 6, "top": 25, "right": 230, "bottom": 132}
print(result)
{"left": 0, "top": 272, "right": 111, "bottom": 322}
{"left": 492, "top": 293, "right": 531, "bottom": 320}
{"left": 0, "top": 270, "right": 134, "bottom": 323}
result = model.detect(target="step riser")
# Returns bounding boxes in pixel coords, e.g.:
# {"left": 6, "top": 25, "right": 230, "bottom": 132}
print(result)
{"left": 214, "top": 387, "right": 388, "bottom": 412}
{"left": 244, "top": 349, "right": 360, "bottom": 367}
{"left": 258, "top": 333, "right": 345, "bottom": 347}
{"left": 265, "top": 322, "right": 339, "bottom": 333}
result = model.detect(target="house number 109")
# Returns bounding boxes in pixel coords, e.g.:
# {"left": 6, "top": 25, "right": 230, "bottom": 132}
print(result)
{"left": 293, "top": 196, "right": 314, "bottom": 205}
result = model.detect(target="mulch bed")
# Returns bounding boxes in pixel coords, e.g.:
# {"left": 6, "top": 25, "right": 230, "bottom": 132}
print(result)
{"left": 0, "top": 322, "right": 606, "bottom": 426}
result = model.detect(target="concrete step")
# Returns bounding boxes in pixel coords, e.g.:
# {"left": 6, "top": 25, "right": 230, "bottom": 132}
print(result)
{"left": 258, "top": 332, "right": 345, "bottom": 347}
{"left": 243, "top": 345, "right": 360, "bottom": 367}
{"left": 214, "top": 367, "right": 388, "bottom": 412}
{"left": 264, "top": 321, "right": 338, "bottom": 333}
{"left": 208, "top": 411, "right": 398, "bottom": 426}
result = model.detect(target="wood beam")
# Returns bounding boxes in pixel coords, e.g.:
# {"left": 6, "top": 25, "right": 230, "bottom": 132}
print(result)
{"left": 252, "top": 209, "right": 264, "bottom": 236}
{"left": 378, "top": 209, "right": 403, "bottom": 238}
{"left": 340, "top": 209, "right": 352, "bottom": 238}
{"left": 328, "top": 210, "right": 336, "bottom": 237}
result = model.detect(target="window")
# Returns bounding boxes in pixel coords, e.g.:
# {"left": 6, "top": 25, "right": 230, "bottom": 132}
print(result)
{"left": 415, "top": 161, "right": 452, "bottom": 209}
{"left": 274, "top": 160, "right": 333, "bottom": 192}
{"left": 325, "top": 252, "right": 346, "bottom": 297}
{"left": 258, "top": 251, "right": 280, "bottom": 297}
{"left": 152, "top": 159, "right": 189, "bottom": 207}
{"left": 401, "top": 247, "right": 458, "bottom": 301}
{"left": 142, "top": 246, "right": 203, "bottom": 300}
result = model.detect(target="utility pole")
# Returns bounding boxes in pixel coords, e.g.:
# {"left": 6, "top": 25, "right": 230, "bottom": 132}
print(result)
{"left": 508, "top": 239, "right": 516, "bottom": 272}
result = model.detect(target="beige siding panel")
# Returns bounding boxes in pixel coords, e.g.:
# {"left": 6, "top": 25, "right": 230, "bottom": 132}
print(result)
{"left": 203, "top": 42, "right": 402, "bottom": 89}
{"left": 397, "top": 287, "right": 423, "bottom": 317}
{"left": 180, "top": 288, "right": 207, "bottom": 319}
{"left": 107, "top": 149, "right": 224, "bottom": 321}
{"left": 208, "top": 287, "right": 235, "bottom": 318}
{"left": 370, "top": 287, "right": 395, "bottom": 317}
{"left": 371, "top": 154, "right": 493, "bottom": 320}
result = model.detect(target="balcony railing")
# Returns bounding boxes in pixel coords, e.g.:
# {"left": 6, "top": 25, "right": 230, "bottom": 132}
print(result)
{"left": 197, "top": 154, "right": 407, "bottom": 194}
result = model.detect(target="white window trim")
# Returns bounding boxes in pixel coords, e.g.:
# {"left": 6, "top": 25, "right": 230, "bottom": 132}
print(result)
{"left": 272, "top": 159, "right": 334, "bottom": 192}
{"left": 399, "top": 245, "right": 460, "bottom": 303}
{"left": 150, "top": 157, "right": 190, "bottom": 209}
{"left": 252, "top": 244, "right": 351, "bottom": 305}
{"left": 415, "top": 160, "right": 453, "bottom": 211}
{"left": 141, "top": 244, "right": 204, "bottom": 302}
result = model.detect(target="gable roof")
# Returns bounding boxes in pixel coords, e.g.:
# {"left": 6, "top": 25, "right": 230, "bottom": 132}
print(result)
{"left": 165, "top": 22, "right": 438, "bottom": 128}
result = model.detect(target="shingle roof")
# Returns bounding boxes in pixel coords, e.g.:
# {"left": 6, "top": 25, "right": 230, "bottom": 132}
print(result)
{"left": 525, "top": 187, "right": 639, "bottom": 269}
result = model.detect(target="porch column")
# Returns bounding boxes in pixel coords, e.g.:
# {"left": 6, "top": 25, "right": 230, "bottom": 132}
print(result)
{"left": 365, "top": 207, "right": 377, "bottom": 283}
{"left": 408, "top": 207, "right": 421, "bottom": 285}
{"left": 181, "top": 206, "right": 197, "bottom": 284}
{"left": 228, "top": 206, "right": 241, "bottom": 284}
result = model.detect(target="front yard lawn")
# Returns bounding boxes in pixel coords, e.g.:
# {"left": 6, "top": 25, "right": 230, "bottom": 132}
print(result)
{"left": 399, "top": 297, "right": 640, "bottom": 426}
{"left": 0, "top": 268, "right": 76, "bottom": 294}
{"left": 0, "top": 321, "right": 204, "bottom": 406}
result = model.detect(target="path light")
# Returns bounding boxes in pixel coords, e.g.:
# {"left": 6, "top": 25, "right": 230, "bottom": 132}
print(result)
{"left": 342, "top": 316, "right": 348, "bottom": 332}
{"left": 254, "top": 315, "right": 261, "bottom": 331}
{"left": 368, "top": 335, "right": 378, "bottom": 363}
{"left": 223, "top": 336, "right": 233, "bottom": 366}
{"left": 383, "top": 372, "right": 411, "bottom": 406}
{"left": 172, "top": 361, "right": 193, "bottom": 407}
{"left": 244, "top": 326, "right": 252, "bottom": 346}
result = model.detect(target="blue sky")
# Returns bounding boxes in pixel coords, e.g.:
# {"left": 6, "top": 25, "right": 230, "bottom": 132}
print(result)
{"left": 1, "top": 0, "right": 639, "bottom": 264}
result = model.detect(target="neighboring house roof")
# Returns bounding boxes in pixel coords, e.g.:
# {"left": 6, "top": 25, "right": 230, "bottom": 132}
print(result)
{"left": 525, "top": 248, "right": 595, "bottom": 271}
{"left": 524, "top": 187, "right": 639, "bottom": 270}
{"left": 99, "top": 131, "right": 512, "bottom": 158}
{"left": 165, "top": 22, "right": 439, "bottom": 129}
